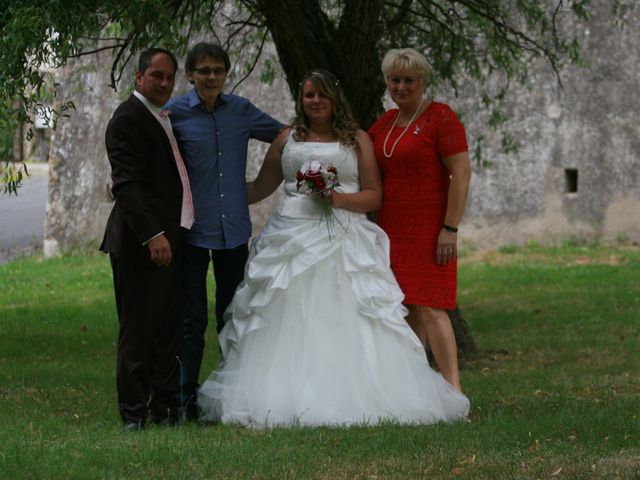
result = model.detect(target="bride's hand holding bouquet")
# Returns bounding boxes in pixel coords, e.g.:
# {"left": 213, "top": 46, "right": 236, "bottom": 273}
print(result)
{"left": 296, "top": 159, "right": 339, "bottom": 197}
{"left": 296, "top": 159, "right": 345, "bottom": 235}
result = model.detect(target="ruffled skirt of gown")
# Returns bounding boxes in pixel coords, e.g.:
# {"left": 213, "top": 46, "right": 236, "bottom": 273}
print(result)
{"left": 198, "top": 202, "right": 470, "bottom": 428}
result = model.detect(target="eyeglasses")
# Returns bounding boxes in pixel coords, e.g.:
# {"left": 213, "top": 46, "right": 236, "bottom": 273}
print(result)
{"left": 193, "top": 67, "right": 227, "bottom": 77}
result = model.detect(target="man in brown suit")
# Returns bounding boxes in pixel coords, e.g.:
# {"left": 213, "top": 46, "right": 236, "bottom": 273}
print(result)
{"left": 100, "top": 48, "right": 191, "bottom": 431}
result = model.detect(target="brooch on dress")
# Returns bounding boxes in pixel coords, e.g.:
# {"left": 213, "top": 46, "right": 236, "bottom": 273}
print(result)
{"left": 413, "top": 126, "right": 421, "bottom": 135}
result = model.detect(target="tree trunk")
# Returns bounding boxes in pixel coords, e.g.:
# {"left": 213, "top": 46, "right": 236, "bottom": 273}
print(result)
{"left": 252, "top": 0, "right": 385, "bottom": 128}
{"left": 334, "top": 0, "right": 386, "bottom": 129}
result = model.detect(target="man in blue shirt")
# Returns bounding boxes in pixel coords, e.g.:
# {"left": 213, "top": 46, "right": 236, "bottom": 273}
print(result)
{"left": 166, "top": 42, "right": 283, "bottom": 420}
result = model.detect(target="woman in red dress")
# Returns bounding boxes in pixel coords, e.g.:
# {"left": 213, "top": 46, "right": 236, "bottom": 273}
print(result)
{"left": 368, "top": 48, "right": 472, "bottom": 393}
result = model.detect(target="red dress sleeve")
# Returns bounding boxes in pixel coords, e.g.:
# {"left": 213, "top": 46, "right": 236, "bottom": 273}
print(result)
{"left": 435, "top": 105, "right": 468, "bottom": 158}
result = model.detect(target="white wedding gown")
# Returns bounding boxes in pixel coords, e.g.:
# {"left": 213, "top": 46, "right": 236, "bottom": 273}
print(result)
{"left": 198, "top": 137, "right": 470, "bottom": 427}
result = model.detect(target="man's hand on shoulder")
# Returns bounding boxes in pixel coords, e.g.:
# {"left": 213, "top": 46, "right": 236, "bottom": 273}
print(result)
{"left": 273, "top": 126, "right": 291, "bottom": 148}
{"left": 277, "top": 125, "right": 291, "bottom": 136}
{"left": 148, "top": 234, "right": 172, "bottom": 267}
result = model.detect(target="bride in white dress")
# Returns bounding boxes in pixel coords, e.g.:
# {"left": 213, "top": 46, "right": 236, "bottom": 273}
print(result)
{"left": 198, "top": 70, "right": 469, "bottom": 427}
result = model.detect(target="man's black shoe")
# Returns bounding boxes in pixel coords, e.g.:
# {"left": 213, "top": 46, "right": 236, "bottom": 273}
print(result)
{"left": 151, "top": 415, "right": 179, "bottom": 427}
{"left": 121, "top": 421, "right": 144, "bottom": 432}
{"left": 177, "top": 402, "right": 200, "bottom": 423}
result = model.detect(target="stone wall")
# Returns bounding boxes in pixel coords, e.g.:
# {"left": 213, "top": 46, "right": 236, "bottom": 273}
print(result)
{"left": 446, "top": 1, "right": 640, "bottom": 247}
{"left": 43, "top": 0, "right": 640, "bottom": 255}
{"left": 44, "top": 50, "right": 122, "bottom": 257}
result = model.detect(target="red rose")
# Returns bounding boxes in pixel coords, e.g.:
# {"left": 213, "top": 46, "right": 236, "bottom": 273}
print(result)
{"left": 305, "top": 170, "right": 322, "bottom": 180}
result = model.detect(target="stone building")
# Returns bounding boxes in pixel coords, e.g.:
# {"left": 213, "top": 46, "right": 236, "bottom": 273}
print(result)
{"left": 42, "top": 0, "right": 640, "bottom": 257}
{"left": 450, "top": 0, "right": 640, "bottom": 247}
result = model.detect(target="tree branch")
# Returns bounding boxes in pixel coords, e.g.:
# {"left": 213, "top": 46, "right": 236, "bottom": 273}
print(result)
{"left": 69, "top": 43, "right": 127, "bottom": 58}
{"left": 228, "top": 27, "right": 269, "bottom": 94}
{"left": 109, "top": 32, "right": 137, "bottom": 91}
{"left": 385, "top": 0, "right": 414, "bottom": 30}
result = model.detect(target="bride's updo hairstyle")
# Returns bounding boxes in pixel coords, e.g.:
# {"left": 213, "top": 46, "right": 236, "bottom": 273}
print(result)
{"left": 293, "top": 69, "right": 359, "bottom": 149}
{"left": 381, "top": 48, "right": 430, "bottom": 91}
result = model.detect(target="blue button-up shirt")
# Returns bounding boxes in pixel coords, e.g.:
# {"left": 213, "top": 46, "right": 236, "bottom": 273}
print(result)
{"left": 166, "top": 89, "right": 283, "bottom": 249}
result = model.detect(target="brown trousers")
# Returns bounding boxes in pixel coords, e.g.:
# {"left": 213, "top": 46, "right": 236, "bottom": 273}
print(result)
{"left": 110, "top": 253, "right": 182, "bottom": 424}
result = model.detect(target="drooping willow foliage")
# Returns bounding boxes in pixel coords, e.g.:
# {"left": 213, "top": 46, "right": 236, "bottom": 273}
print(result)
{"left": 0, "top": 0, "right": 633, "bottom": 192}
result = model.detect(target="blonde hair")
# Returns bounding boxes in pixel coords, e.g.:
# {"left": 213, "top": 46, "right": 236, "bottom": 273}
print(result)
{"left": 381, "top": 48, "right": 430, "bottom": 88}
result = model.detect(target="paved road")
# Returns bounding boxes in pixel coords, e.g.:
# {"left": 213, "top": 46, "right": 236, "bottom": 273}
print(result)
{"left": 0, "top": 164, "right": 48, "bottom": 263}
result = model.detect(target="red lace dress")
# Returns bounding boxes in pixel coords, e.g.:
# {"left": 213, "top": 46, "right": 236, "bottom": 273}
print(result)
{"left": 368, "top": 101, "right": 468, "bottom": 309}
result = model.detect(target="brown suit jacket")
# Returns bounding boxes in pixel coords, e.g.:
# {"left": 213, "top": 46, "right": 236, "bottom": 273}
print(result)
{"left": 100, "top": 94, "right": 183, "bottom": 263}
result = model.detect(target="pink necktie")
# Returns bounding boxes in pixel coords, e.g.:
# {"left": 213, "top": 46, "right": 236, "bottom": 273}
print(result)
{"left": 156, "top": 111, "right": 194, "bottom": 229}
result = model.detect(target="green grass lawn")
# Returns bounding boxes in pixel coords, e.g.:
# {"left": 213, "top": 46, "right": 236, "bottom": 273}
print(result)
{"left": 1, "top": 244, "right": 638, "bottom": 479}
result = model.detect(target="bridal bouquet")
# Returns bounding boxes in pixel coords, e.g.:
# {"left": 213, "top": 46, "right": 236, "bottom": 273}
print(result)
{"left": 296, "top": 159, "right": 344, "bottom": 236}
{"left": 296, "top": 159, "right": 339, "bottom": 196}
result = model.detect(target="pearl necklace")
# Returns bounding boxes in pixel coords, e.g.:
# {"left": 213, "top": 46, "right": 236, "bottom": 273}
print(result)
{"left": 382, "top": 99, "right": 424, "bottom": 158}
